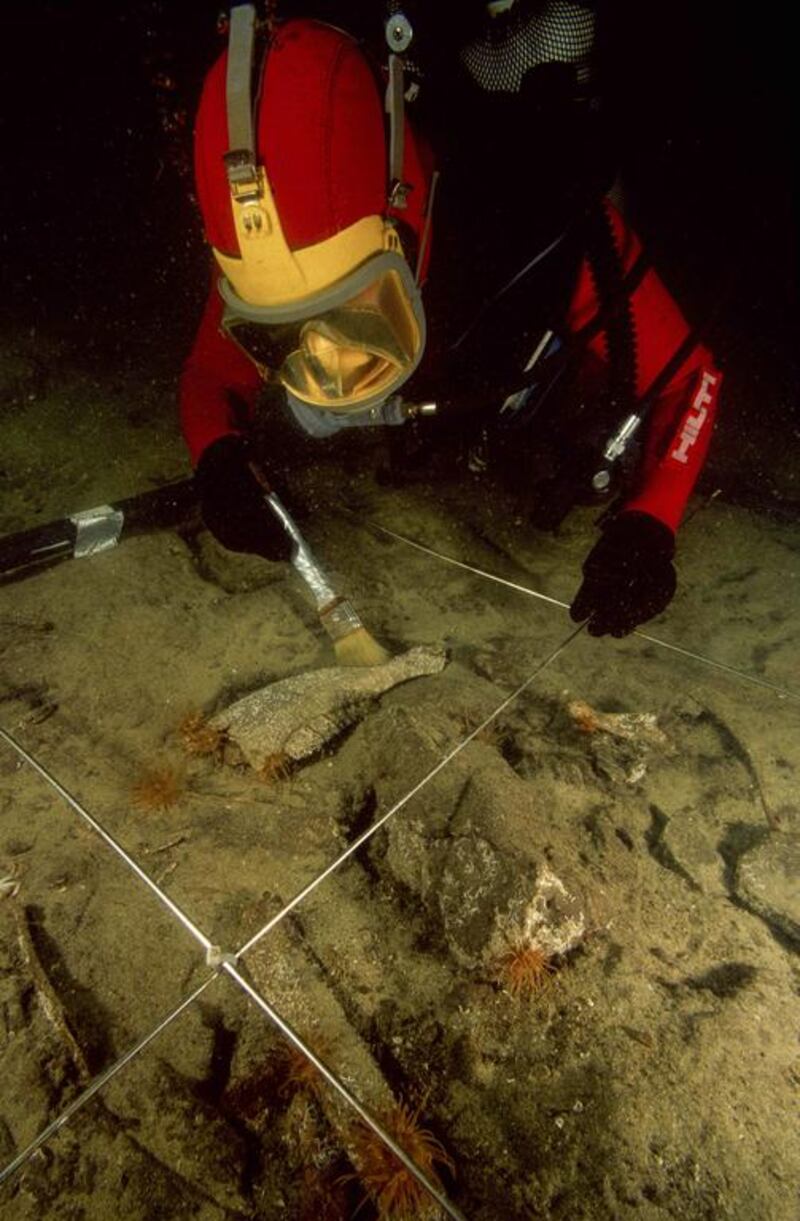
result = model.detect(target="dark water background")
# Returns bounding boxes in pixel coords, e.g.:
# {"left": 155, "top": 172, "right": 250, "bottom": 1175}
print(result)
{"left": 1, "top": 1, "right": 796, "bottom": 508}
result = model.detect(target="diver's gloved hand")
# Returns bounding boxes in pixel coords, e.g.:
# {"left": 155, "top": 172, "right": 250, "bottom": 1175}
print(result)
{"left": 195, "top": 435, "right": 293, "bottom": 562}
{"left": 570, "top": 511, "right": 676, "bottom": 637}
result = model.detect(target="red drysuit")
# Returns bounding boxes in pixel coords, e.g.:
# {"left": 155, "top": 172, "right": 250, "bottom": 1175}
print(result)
{"left": 181, "top": 200, "right": 721, "bottom": 537}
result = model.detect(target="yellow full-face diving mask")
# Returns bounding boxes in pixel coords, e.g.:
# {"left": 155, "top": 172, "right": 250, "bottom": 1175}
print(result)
{"left": 220, "top": 251, "right": 425, "bottom": 413}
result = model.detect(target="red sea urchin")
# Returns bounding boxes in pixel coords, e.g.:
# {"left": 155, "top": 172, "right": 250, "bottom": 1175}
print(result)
{"left": 177, "top": 711, "right": 227, "bottom": 759}
{"left": 493, "top": 939, "right": 557, "bottom": 998}
{"left": 344, "top": 1100, "right": 455, "bottom": 1219}
{"left": 130, "top": 764, "right": 184, "bottom": 812}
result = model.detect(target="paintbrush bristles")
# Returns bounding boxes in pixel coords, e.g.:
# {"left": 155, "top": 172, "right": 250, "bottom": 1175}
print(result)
{"left": 319, "top": 597, "right": 391, "bottom": 666}
{"left": 333, "top": 626, "right": 392, "bottom": 668}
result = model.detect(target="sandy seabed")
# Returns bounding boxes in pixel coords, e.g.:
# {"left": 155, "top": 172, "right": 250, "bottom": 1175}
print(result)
{"left": 0, "top": 338, "right": 798, "bottom": 1220}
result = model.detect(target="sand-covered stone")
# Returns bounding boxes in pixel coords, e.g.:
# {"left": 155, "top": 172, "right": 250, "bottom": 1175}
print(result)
{"left": 736, "top": 831, "right": 800, "bottom": 943}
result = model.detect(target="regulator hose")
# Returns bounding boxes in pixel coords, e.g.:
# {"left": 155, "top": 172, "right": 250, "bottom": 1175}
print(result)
{"left": 582, "top": 199, "right": 639, "bottom": 428}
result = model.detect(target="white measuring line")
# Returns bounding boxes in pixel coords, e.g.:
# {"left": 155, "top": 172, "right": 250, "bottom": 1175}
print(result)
{"left": 4, "top": 502, "right": 791, "bottom": 1196}
{"left": 358, "top": 518, "right": 800, "bottom": 703}
{"left": 236, "top": 622, "right": 584, "bottom": 955}
{"left": 0, "top": 975, "right": 216, "bottom": 1186}
{"left": 0, "top": 616, "right": 584, "bottom": 1200}
{"left": 9, "top": 509, "right": 791, "bottom": 1197}
{"left": 0, "top": 622, "right": 584, "bottom": 1201}
{"left": 0, "top": 724, "right": 466, "bottom": 1218}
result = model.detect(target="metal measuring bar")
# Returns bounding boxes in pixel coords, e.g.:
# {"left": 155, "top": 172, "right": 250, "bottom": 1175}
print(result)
{"left": 355, "top": 517, "right": 800, "bottom": 703}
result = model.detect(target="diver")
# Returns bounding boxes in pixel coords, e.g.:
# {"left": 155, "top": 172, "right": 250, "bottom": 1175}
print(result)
{"left": 180, "top": 1, "right": 722, "bottom": 637}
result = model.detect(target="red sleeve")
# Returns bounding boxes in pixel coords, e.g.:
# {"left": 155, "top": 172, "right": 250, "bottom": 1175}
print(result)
{"left": 179, "top": 275, "right": 263, "bottom": 465}
{"left": 565, "top": 201, "right": 722, "bottom": 534}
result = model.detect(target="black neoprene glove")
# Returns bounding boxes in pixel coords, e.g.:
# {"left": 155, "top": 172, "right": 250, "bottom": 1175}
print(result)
{"left": 194, "top": 435, "right": 293, "bottom": 562}
{"left": 570, "top": 511, "right": 676, "bottom": 638}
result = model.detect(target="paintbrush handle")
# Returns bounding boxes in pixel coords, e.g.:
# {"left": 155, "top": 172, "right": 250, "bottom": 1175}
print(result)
{"left": 271, "top": 492, "right": 367, "bottom": 645}
{"left": 248, "top": 461, "right": 366, "bottom": 643}
{"left": 266, "top": 492, "right": 367, "bottom": 644}
{"left": 263, "top": 490, "right": 337, "bottom": 609}
{"left": 246, "top": 459, "right": 336, "bottom": 607}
